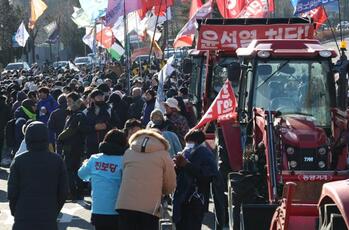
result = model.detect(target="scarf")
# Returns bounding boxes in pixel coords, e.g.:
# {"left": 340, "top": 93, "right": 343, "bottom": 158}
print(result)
{"left": 22, "top": 106, "right": 37, "bottom": 120}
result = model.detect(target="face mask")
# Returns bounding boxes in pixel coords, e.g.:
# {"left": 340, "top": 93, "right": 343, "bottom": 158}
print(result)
{"left": 153, "top": 119, "right": 162, "bottom": 125}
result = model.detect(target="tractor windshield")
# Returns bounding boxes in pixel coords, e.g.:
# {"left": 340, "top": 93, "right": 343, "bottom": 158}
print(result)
{"left": 211, "top": 57, "right": 239, "bottom": 99}
{"left": 253, "top": 59, "right": 331, "bottom": 127}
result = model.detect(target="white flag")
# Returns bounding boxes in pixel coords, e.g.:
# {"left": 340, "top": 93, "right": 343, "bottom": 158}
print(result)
{"left": 15, "top": 22, "right": 30, "bottom": 47}
{"left": 155, "top": 56, "right": 176, "bottom": 112}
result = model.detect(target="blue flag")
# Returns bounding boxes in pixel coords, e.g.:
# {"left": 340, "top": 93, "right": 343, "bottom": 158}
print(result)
{"left": 294, "top": 0, "right": 337, "bottom": 15}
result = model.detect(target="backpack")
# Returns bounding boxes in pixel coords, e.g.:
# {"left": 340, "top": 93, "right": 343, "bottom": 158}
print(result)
{"left": 5, "top": 118, "right": 16, "bottom": 148}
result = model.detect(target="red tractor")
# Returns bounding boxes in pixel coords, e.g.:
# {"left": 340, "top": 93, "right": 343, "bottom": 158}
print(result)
{"left": 187, "top": 18, "right": 349, "bottom": 229}
{"left": 224, "top": 23, "right": 349, "bottom": 230}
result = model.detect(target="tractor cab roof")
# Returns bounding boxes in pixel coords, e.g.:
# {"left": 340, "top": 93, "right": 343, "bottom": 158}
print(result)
{"left": 236, "top": 39, "right": 337, "bottom": 59}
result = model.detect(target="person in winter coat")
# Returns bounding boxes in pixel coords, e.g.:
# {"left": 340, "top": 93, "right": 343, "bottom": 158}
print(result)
{"left": 14, "top": 119, "right": 34, "bottom": 158}
{"left": 128, "top": 87, "right": 145, "bottom": 120}
{"left": 108, "top": 92, "right": 128, "bottom": 129}
{"left": 116, "top": 129, "right": 177, "bottom": 230}
{"left": 58, "top": 92, "right": 89, "bottom": 200}
{"left": 14, "top": 99, "right": 37, "bottom": 121}
{"left": 141, "top": 89, "right": 156, "bottom": 126}
{"left": 173, "top": 129, "right": 218, "bottom": 230}
{"left": 78, "top": 129, "right": 127, "bottom": 230}
{"left": 0, "top": 95, "right": 11, "bottom": 162}
{"left": 84, "top": 90, "right": 111, "bottom": 156}
{"left": 7, "top": 121, "right": 69, "bottom": 230}
{"left": 13, "top": 99, "right": 37, "bottom": 153}
{"left": 123, "top": 119, "right": 142, "bottom": 141}
{"left": 11, "top": 91, "right": 27, "bottom": 114}
{"left": 48, "top": 94, "right": 68, "bottom": 155}
{"left": 163, "top": 97, "right": 189, "bottom": 143}
{"left": 148, "top": 109, "right": 182, "bottom": 157}
{"left": 37, "top": 87, "right": 58, "bottom": 124}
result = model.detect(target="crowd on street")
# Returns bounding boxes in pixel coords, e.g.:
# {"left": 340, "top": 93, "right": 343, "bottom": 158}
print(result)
{"left": 0, "top": 60, "right": 223, "bottom": 230}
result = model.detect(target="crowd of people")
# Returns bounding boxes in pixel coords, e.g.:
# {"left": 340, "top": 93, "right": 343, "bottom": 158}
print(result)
{"left": 1, "top": 61, "right": 222, "bottom": 230}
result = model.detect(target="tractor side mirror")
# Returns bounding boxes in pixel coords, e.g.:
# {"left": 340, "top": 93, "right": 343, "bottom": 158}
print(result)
{"left": 227, "top": 62, "right": 241, "bottom": 86}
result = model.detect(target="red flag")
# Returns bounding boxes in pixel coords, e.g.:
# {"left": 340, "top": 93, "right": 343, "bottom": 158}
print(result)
{"left": 96, "top": 26, "right": 114, "bottom": 49}
{"left": 140, "top": 0, "right": 174, "bottom": 17}
{"left": 189, "top": 0, "right": 203, "bottom": 18}
{"left": 194, "top": 80, "right": 237, "bottom": 129}
{"left": 301, "top": 6, "right": 327, "bottom": 30}
{"left": 216, "top": 0, "right": 274, "bottom": 18}
{"left": 173, "top": 0, "right": 212, "bottom": 48}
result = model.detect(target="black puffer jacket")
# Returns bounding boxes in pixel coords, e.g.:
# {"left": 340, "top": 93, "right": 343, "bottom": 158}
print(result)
{"left": 7, "top": 122, "right": 69, "bottom": 230}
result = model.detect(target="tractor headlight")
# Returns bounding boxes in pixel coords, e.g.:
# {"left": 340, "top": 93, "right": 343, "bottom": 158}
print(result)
{"left": 257, "top": 50, "right": 271, "bottom": 58}
{"left": 289, "top": 160, "right": 297, "bottom": 169}
{"left": 319, "top": 50, "right": 332, "bottom": 58}
{"left": 318, "top": 147, "right": 327, "bottom": 156}
{"left": 287, "top": 147, "right": 295, "bottom": 155}
{"left": 318, "top": 161, "right": 326, "bottom": 169}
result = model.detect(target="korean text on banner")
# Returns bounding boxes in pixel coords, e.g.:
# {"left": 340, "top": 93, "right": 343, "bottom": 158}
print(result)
{"left": 196, "top": 23, "right": 314, "bottom": 50}
{"left": 294, "top": 0, "right": 337, "bottom": 15}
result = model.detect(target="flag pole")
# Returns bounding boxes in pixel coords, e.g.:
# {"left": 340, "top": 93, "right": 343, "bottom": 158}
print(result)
{"left": 337, "top": 0, "right": 343, "bottom": 43}
{"left": 124, "top": 0, "right": 131, "bottom": 95}
{"left": 149, "top": 0, "right": 164, "bottom": 64}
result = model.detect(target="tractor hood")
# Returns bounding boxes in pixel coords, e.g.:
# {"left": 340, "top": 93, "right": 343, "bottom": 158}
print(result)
{"left": 277, "top": 115, "right": 327, "bottom": 149}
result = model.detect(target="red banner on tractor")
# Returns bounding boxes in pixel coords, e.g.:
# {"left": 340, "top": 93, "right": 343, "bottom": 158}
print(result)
{"left": 194, "top": 79, "right": 237, "bottom": 130}
{"left": 196, "top": 23, "right": 314, "bottom": 51}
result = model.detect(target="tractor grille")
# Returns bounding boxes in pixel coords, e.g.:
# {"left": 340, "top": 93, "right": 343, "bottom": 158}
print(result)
{"left": 296, "top": 149, "right": 317, "bottom": 170}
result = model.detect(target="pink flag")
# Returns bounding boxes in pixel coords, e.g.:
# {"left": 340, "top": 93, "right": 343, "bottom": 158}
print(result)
{"left": 105, "top": 0, "right": 142, "bottom": 26}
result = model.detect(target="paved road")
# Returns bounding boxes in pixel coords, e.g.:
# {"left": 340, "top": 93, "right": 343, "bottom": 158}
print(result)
{"left": 0, "top": 166, "right": 216, "bottom": 230}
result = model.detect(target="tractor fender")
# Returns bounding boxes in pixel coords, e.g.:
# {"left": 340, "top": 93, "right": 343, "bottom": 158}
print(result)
{"left": 318, "top": 179, "right": 349, "bottom": 228}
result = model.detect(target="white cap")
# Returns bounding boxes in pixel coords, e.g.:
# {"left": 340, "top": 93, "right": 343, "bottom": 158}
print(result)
{"left": 163, "top": 97, "right": 180, "bottom": 111}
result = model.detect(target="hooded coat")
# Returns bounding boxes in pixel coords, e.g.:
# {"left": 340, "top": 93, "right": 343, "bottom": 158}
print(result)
{"left": 7, "top": 122, "right": 69, "bottom": 230}
{"left": 116, "top": 129, "right": 176, "bottom": 217}
{"left": 48, "top": 96, "right": 68, "bottom": 153}
{"left": 78, "top": 141, "right": 126, "bottom": 215}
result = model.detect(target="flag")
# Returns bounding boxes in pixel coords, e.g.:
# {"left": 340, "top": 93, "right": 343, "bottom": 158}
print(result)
{"left": 105, "top": 0, "right": 142, "bottom": 26}
{"left": 155, "top": 56, "right": 176, "bottom": 112}
{"left": 108, "top": 42, "right": 125, "bottom": 60}
{"left": 152, "top": 40, "right": 163, "bottom": 58}
{"left": 15, "top": 22, "right": 30, "bottom": 47}
{"left": 28, "top": 0, "right": 47, "bottom": 30}
{"left": 301, "top": 6, "right": 328, "bottom": 30}
{"left": 189, "top": 0, "right": 203, "bottom": 18}
{"left": 69, "top": 61, "right": 80, "bottom": 72}
{"left": 71, "top": 7, "right": 94, "bottom": 28}
{"left": 291, "top": 1, "right": 328, "bottom": 31}
{"left": 173, "top": 0, "right": 213, "bottom": 48}
{"left": 193, "top": 79, "right": 237, "bottom": 129}
{"left": 216, "top": 0, "right": 274, "bottom": 18}
{"left": 294, "top": 0, "right": 337, "bottom": 15}
{"left": 44, "top": 21, "right": 59, "bottom": 43}
{"left": 79, "top": 0, "right": 108, "bottom": 21}
{"left": 82, "top": 27, "right": 95, "bottom": 51}
{"left": 96, "top": 25, "right": 114, "bottom": 49}
{"left": 111, "top": 11, "right": 142, "bottom": 46}
{"left": 139, "top": 0, "right": 174, "bottom": 18}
